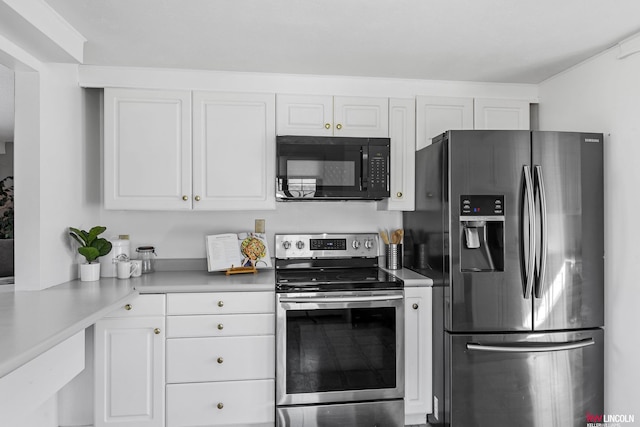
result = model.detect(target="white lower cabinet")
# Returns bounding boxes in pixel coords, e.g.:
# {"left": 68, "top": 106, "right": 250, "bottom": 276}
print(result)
{"left": 166, "top": 380, "right": 275, "bottom": 427}
{"left": 94, "top": 295, "right": 166, "bottom": 427}
{"left": 404, "top": 287, "right": 432, "bottom": 425}
{"left": 166, "top": 291, "right": 276, "bottom": 427}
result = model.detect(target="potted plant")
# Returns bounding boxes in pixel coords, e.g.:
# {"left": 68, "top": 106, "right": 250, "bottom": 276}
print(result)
{"left": 69, "top": 226, "right": 112, "bottom": 281}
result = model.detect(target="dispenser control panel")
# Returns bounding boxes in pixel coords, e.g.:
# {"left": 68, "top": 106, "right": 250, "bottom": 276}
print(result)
{"left": 460, "top": 195, "right": 504, "bottom": 216}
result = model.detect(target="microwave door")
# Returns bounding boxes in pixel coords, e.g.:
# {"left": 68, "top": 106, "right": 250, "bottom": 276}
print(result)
{"left": 277, "top": 144, "right": 363, "bottom": 199}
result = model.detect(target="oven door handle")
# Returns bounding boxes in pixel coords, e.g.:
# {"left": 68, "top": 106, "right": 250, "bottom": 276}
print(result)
{"left": 279, "top": 295, "right": 403, "bottom": 304}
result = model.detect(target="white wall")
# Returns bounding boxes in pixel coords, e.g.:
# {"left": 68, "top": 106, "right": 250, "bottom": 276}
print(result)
{"left": 81, "top": 66, "right": 538, "bottom": 260}
{"left": 0, "top": 64, "right": 13, "bottom": 144}
{"left": 14, "top": 63, "right": 99, "bottom": 290}
{"left": 539, "top": 47, "right": 640, "bottom": 416}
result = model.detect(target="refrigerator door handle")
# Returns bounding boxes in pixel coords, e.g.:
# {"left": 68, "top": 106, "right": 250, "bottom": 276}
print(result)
{"left": 534, "top": 165, "right": 548, "bottom": 299}
{"left": 522, "top": 165, "right": 536, "bottom": 299}
{"left": 466, "top": 338, "right": 595, "bottom": 353}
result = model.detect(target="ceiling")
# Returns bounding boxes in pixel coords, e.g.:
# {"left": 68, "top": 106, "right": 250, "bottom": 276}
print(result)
{"left": 39, "top": 0, "right": 640, "bottom": 84}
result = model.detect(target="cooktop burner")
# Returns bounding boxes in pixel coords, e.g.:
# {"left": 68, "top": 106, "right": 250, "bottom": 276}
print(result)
{"left": 276, "top": 267, "right": 402, "bottom": 292}
{"left": 274, "top": 233, "right": 403, "bottom": 293}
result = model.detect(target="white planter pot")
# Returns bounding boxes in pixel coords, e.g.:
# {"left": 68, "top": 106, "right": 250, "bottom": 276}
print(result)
{"left": 79, "top": 263, "right": 100, "bottom": 282}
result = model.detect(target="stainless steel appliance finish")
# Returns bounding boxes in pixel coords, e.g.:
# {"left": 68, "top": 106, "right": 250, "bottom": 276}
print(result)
{"left": 448, "top": 329, "right": 603, "bottom": 426}
{"left": 275, "top": 233, "right": 404, "bottom": 427}
{"left": 276, "top": 399, "right": 404, "bottom": 427}
{"left": 403, "top": 130, "right": 604, "bottom": 427}
{"left": 276, "top": 136, "right": 390, "bottom": 200}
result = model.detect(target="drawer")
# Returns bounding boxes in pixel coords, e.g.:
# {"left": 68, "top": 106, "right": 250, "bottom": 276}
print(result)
{"left": 166, "top": 336, "right": 274, "bottom": 383}
{"left": 166, "top": 379, "right": 275, "bottom": 427}
{"left": 166, "top": 313, "right": 275, "bottom": 338}
{"left": 104, "top": 294, "right": 166, "bottom": 318}
{"left": 167, "top": 291, "right": 274, "bottom": 315}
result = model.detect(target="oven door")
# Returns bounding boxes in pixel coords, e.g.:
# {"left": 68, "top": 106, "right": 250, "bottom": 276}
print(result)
{"left": 276, "top": 290, "right": 404, "bottom": 406}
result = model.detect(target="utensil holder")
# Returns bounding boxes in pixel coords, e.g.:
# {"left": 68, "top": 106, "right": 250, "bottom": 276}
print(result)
{"left": 386, "top": 243, "right": 402, "bottom": 270}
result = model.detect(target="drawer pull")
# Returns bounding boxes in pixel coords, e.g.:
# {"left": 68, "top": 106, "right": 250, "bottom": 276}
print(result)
{"left": 217, "top": 300, "right": 224, "bottom": 307}
{"left": 124, "top": 304, "right": 132, "bottom": 311}
{"left": 217, "top": 402, "right": 224, "bottom": 410}
{"left": 217, "top": 357, "right": 224, "bottom": 364}
{"left": 154, "top": 328, "right": 161, "bottom": 335}
{"left": 217, "top": 323, "right": 224, "bottom": 330}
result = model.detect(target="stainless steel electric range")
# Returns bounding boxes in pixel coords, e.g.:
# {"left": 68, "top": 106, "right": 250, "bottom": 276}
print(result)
{"left": 274, "top": 233, "right": 405, "bottom": 427}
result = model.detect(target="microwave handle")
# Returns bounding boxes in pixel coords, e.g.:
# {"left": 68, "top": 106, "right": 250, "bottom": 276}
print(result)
{"left": 361, "top": 146, "right": 368, "bottom": 191}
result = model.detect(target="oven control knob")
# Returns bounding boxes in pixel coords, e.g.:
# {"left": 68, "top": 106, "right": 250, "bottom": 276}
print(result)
{"left": 352, "top": 240, "right": 361, "bottom": 249}
{"left": 364, "top": 239, "right": 374, "bottom": 250}
{"left": 282, "top": 241, "right": 291, "bottom": 250}
{"left": 296, "top": 240, "right": 305, "bottom": 250}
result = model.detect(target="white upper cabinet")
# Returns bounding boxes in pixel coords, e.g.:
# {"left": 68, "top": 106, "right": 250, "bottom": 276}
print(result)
{"left": 192, "top": 91, "right": 275, "bottom": 211}
{"left": 333, "top": 96, "right": 389, "bottom": 137}
{"left": 377, "top": 98, "right": 415, "bottom": 211}
{"left": 276, "top": 94, "right": 333, "bottom": 136}
{"left": 104, "top": 88, "right": 275, "bottom": 210}
{"left": 416, "top": 96, "right": 474, "bottom": 150}
{"left": 473, "top": 98, "right": 530, "bottom": 130}
{"left": 276, "top": 94, "right": 389, "bottom": 137}
{"left": 104, "top": 88, "right": 192, "bottom": 210}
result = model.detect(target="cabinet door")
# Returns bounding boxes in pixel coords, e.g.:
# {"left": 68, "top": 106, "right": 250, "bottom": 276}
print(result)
{"left": 192, "top": 91, "right": 276, "bottom": 210}
{"left": 104, "top": 88, "right": 192, "bottom": 210}
{"left": 416, "top": 96, "right": 473, "bottom": 150}
{"left": 333, "top": 96, "right": 389, "bottom": 137}
{"left": 95, "top": 316, "right": 165, "bottom": 427}
{"left": 378, "top": 98, "right": 415, "bottom": 211}
{"left": 474, "top": 98, "right": 530, "bottom": 130}
{"left": 276, "top": 94, "right": 333, "bottom": 136}
{"left": 404, "top": 287, "right": 432, "bottom": 425}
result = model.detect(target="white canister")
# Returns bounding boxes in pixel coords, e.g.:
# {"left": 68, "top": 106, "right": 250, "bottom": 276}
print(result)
{"left": 100, "top": 238, "right": 131, "bottom": 277}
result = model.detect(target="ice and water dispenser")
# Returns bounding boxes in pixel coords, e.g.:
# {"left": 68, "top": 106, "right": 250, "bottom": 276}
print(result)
{"left": 460, "top": 195, "right": 505, "bottom": 272}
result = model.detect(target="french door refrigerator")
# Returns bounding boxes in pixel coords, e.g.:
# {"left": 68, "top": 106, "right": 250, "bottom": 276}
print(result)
{"left": 403, "top": 130, "right": 604, "bottom": 427}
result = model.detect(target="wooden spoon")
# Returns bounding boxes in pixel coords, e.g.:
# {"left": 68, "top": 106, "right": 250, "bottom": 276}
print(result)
{"left": 380, "top": 230, "right": 390, "bottom": 245}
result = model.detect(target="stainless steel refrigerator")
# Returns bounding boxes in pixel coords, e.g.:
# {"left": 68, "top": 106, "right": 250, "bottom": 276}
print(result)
{"left": 403, "top": 130, "right": 604, "bottom": 427}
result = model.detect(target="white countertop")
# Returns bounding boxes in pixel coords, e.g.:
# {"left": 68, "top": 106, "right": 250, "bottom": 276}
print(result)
{"left": 0, "top": 266, "right": 431, "bottom": 379}
{"left": 0, "top": 279, "right": 137, "bottom": 378}
{"left": 133, "top": 269, "right": 276, "bottom": 293}
{"left": 383, "top": 267, "right": 434, "bottom": 287}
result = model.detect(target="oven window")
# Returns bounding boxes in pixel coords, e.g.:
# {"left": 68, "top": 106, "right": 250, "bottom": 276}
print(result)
{"left": 286, "top": 160, "right": 356, "bottom": 187}
{"left": 286, "top": 307, "right": 397, "bottom": 394}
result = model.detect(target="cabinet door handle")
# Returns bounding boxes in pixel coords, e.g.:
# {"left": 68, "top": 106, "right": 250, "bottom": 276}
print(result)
{"left": 217, "top": 357, "right": 224, "bottom": 364}
{"left": 182, "top": 195, "right": 188, "bottom": 201}
{"left": 396, "top": 192, "right": 403, "bottom": 198}
{"left": 195, "top": 195, "right": 201, "bottom": 201}
{"left": 324, "top": 123, "right": 331, "bottom": 129}
{"left": 336, "top": 123, "right": 343, "bottom": 130}
{"left": 154, "top": 328, "right": 161, "bottom": 335}
{"left": 124, "top": 304, "right": 132, "bottom": 311}
{"left": 412, "top": 303, "right": 419, "bottom": 310}
{"left": 217, "top": 403, "right": 224, "bottom": 410}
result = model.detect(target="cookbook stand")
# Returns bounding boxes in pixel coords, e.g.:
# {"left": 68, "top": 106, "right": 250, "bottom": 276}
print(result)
{"left": 225, "top": 265, "right": 257, "bottom": 276}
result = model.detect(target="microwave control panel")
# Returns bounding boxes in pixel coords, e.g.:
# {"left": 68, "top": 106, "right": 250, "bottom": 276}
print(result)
{"left": 367, "top": 144, "right": 390, "bottom": 194}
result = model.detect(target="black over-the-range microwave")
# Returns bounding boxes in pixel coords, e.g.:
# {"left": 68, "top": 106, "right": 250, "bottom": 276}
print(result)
{"left": 276, "top": 135, "right": 391, "bottom": 201}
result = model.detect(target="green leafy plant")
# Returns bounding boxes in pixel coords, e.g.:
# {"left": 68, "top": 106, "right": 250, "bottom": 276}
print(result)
{"left": 0, "top": 176, "right": 13, "bottom": 239}
{"left": 69, "top": 226, "right": 113, "bottom": 264}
